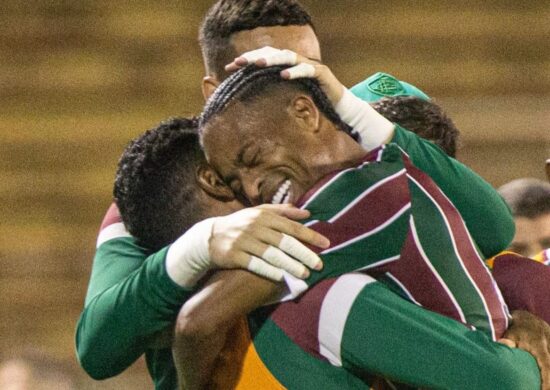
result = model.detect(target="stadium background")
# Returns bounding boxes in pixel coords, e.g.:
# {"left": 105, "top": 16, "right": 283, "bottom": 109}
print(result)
{"left": 1, "top": 0, "right": 549, "bottom": 388}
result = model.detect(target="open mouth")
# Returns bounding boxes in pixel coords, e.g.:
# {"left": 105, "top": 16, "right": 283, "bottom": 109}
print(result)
{"left": 271, "top": 179, "right": 292, "bottom": 204}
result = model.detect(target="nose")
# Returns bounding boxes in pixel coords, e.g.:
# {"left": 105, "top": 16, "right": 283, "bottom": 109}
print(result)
{"left": 239, "top": 169, "right": 264, "bottom": 205}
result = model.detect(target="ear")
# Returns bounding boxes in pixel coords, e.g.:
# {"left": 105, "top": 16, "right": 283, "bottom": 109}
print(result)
{"left": 202, "top": 76, "right": 220, "bottom": 101}
{"left": 288, "top": 95, "right": 320, "bottom": 133}
{"left": 196, "top": 164, "right": 235, "bottom": 200}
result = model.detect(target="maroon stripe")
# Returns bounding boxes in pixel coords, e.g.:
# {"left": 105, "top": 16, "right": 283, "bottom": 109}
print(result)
{"left": 270, "top": 278, "right": 338, "bottom": 361}
{"left": 307, "top": 172, "right": 410, "bottom": 253}
{"left": 99, "top": 202, "right": 122, "bottom": 231}
{"left": 493, "top": 254, "right": 550, "bottom": 325}
{"left": 386, "top": 230, "right": 465, "bottom": 322}
{"left": 404, "top": 157, "right": 507, "bottom": 338}
{"left": 296, "top": 147, "right": 384, "bottom": 208}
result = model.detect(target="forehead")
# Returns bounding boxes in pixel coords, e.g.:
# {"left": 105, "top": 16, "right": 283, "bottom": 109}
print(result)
{"left": 230, "top": 25, "right": 321, "bottom": 61}
{"left": 202, "top": 105, "right": 276, "bottom": 170}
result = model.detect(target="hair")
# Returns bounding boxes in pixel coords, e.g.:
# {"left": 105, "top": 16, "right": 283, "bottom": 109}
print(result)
{"left": 498, "top": 178, "right": 550, "bottom": 219}
{"left": 199, "top": 64, "right": 354, "bottom": 139}
{"left": 114, "top": 117, "right": 206, "bottom": 251}
{"left": 199, "top": 0, "right": 315, "bottom": 79}
{"left": 371, "top": 96, "right": 460, "bottom": 157}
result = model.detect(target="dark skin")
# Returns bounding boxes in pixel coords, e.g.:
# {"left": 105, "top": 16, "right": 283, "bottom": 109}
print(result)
{"left": 174, "top": 19, "right": 550, "bottom": 389}
{"left": 198, "top": 87, "right": 550, "bottom": 388}
{"left": 170, "top": 23, "right": 324, "bottom": 390}
{"left": 202, "top": 91, "right": 367, "bottom": 207}
{"left": 173, "top": 270, "right": 283, "bottom": 390}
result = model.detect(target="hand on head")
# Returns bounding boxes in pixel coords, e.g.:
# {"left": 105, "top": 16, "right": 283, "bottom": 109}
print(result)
{"left": 225, "top": 46, "right": 345, "bottom": 106}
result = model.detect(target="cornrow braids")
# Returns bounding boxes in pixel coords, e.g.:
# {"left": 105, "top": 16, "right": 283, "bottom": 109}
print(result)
{"left": 199, "top": 65, "right": 355, "bottom": 140}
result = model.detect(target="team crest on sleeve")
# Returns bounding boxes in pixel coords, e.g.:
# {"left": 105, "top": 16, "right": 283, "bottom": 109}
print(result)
{"left": 367, "top": 74, "right": 406, "bottom": 97}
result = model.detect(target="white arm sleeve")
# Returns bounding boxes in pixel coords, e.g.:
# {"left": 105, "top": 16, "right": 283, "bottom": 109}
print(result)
{"left": 165, "top": 218, "right": 215, "bottom": 289}
{"left": 335, "top": 88, "right": 396, "bottom": 151}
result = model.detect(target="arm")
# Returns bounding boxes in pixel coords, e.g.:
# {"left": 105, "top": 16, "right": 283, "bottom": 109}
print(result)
{"left": 76, "top": 205, "right": 192, "bottom": 379}
{"left": 76, "top": 204, "right": 327, "bottom": 379}
{"left": 228, "top": 48, "right": 513, "bottom": 257}
{"left": 390, "top": 126, "right": 514, "bottom": 257}
{"left": 173, "top": 270, "right": 282, "bottom": 390}
{"left": 322, "top": 278, "right": 542, "bottom": 389}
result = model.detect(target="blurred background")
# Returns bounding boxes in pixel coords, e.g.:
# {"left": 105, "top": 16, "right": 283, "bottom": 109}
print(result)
{"left": 1, "top": 0, "right": 549, "bottom": 388}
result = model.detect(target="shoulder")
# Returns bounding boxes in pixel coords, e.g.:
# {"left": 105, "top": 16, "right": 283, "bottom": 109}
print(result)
{"left": 96, "top": 203, "right": 132, "bottom": 248}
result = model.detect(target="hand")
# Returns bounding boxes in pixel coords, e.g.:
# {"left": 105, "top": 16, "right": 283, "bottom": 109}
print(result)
{"left": 224, "top": 46, "right": 345, "bottom": 106}
{"left": 209, "top": 204, "right": 329, "bottom": 281}
{"left": 504, "top": 310, "right": 550, "bottom": 388}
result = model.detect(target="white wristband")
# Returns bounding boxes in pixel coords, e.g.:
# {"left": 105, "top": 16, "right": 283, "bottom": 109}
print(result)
{"left": 335, "top": 88, "right": 396, "bottom": 151}
{"left": 165, "top": 218, "right": 216, "bottom": 289}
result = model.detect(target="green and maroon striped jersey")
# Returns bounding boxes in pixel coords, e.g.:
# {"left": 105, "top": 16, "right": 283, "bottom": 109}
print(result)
{"left": 285, "top": 140, "right": 508, "bottom": 340}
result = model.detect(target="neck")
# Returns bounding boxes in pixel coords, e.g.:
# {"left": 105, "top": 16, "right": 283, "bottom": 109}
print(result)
{"left": 321, "top": 123, "right": 367, "bottom": 170}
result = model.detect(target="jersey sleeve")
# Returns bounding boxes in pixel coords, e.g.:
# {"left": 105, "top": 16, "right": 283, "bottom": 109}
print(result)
{"left": 391, "top": 126, "right": 515, "bottom": 258}
{"left": 76, "top": 203, "right": 194, "bottom": 379}
{"left": 336, "top": 277, "right": 540, "bottom": 389}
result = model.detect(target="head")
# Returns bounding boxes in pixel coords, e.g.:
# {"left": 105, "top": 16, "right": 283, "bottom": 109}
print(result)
{"left": 199, "top": 65, "right": 365, "bottom": 207}
{"left": 371, "top": 96, "right": 460, "bottom": 157}
{"left": 114, "top": 117, "right": 240, "bottom": 251}
{"left": 199, "top": 0, "right": 320, "bottom": 98}
{"left": 498, "top": 178, "right": 550, "bottom": 257}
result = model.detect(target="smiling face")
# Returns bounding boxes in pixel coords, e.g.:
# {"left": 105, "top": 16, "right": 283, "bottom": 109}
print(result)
{"left": 201, "top": 86, "right": 365, "bottom": 206}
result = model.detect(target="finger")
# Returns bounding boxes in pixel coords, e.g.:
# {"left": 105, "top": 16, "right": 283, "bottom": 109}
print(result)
{"left": 224, "top": 62, "right": 243, "bottom": 73}
{"left": 281, "top": 63, "right": 317, "bottom": 80}
{"left": 239, "top": 46, "right": 279, "bottom": 64}
{"left": 263, "top": 246, "right": 310, "bottom": 278}
{"left": 267, "top": 213, "right": 330, "bottom": 249}
{"left": 247, "top": 256, "right": 284, "bottom": 282}
{"left": 225, "top": 47, "right": 275, "bottom": 72}
{"left": 256, "top": 203, "right": 311, "bottom": 220}
{"left": 279, "top": 233, "right": 323, "bottom": 270}
{"left": 239, "top": 235, "right": 309, "bottom": 279}
{"left": 260, "top": 49, "right": 297, "bottom": 66}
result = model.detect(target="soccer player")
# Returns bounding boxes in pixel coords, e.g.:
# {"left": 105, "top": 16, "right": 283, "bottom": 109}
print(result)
{"left": 197, "top": 55, "right": 550, "bottom": 382}
{"left": 77, "top": 1, "right": 329, "bottom": 386}
{"left": 115, "top": 116, "right": 545, "bottom": 390}
{"left": 76, "top": 1, "right": 443, "bottom": 388}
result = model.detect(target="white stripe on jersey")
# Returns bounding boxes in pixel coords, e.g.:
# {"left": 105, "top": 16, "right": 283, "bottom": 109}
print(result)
{"left": 321, "top": 203, "right": 411, "bottom": 255}
{"left": 96, "top": 222, "right": 131, "bottom": 248}
{"left": 318, "top": 273, "right": 376, "bottom": 366}
{"left": 409, "top": 216, "right": 467, "bottom": 324}
{"left": 408, "top": 174, "right": 505, "bottom": 338}
{"left": 328, "top": 168, "right": 406, "bottom": 223}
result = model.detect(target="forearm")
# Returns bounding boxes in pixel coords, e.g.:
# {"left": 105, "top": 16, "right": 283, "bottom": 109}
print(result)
{"left": 338, "top": 281, "right": 540, "bottom": 389}
{"left": 392, "top": 126, "right": 514, "bottom": 257}
{"left": 173, "top": 270, "right": 282, "bottom": 389}
{"left": 337, "top": 87, "right": 514, "bottom": 257}
{"left": 76, "top": 248, "right": 192, "bottom": 379}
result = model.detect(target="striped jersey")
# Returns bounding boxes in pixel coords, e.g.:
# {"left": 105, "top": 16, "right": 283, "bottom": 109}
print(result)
{"left": 287, "top": 142, "right": 509, "bottom": 340}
